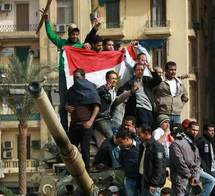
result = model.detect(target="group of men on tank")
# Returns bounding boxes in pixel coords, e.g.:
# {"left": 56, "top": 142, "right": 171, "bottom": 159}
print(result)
{"left": 43, "top": 12, "right": 215, "bottom": 196}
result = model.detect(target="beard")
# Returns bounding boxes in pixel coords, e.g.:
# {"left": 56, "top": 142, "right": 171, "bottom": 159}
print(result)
{"left": 186, "top": 132, "right": 196, "bottom": 141}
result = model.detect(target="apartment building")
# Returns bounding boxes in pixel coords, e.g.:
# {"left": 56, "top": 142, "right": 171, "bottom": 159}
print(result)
{"left": 198, "top": 0, "right": 215, "bottom": 124}
{"left": 94, "top": 0, "right": 200, "bottom": 121}
{"left": 0, "top": 0, "right": 91, "bottom": 194}
{"left": 0, "top": 0, "right": 209, "bottom": 194}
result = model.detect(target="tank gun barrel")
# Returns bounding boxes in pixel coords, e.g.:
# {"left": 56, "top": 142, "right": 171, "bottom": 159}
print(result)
{"left": 28, "top": 82, "right": 97, "bottom": 195}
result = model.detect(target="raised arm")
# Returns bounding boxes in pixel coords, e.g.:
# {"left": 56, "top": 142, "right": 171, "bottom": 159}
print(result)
{"left": 44, "top": 14, "right": 64, "bottom": 48}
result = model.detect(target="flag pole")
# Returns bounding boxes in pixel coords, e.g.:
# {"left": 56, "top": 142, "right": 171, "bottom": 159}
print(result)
{"left": 36, "top": 0, "right": 53, "bottom": 35}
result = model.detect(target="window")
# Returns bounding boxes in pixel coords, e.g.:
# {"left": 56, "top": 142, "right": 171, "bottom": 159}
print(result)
{"left": 32, "top": 140, "right": 41, "bottom": 150}
{"left": 151, "top": 0, "right": 166, "bottom": 27}
{"left": 16, "top": 3, "right": 29, "bottom": 31}
{"left": 3, "top": 141, "right": 13, "bottom": 149}
{"left": 15, "top": 46, "right": 30, "bottom": 62}
{"left": 106, "top": 0, "right": 120, "bottom": 28}
{"left": 57, "top": 0, "right": 73, "bottom": 24}
{"left": 3, "top": 150, "right": 12, "bottom": 159}
{"left": 152, "top": 43, "right": 166, "bottom": 69}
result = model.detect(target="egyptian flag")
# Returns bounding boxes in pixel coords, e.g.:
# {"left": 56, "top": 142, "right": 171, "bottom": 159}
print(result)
{"left": 63, "top": 45, "right": 136, "bottom": 89}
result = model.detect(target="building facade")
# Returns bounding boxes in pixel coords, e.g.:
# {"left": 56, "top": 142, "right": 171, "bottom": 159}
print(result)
{"left": 0, "top": 0, "right": 211, "bottom": 194}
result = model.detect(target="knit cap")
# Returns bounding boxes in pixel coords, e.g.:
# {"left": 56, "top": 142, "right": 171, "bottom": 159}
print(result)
{"left": 157, "top": 114, "right": 170, "bottom": 125}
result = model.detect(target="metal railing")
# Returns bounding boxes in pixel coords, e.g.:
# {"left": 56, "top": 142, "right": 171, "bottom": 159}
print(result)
{"left": 145, "top": 20, "right": 170, "bottom": 28}
{"left": 0, "top": 24, "right": 38, "bottom": 32}
{"left": 2, "top": 159, "right": 39, "bottom": 172}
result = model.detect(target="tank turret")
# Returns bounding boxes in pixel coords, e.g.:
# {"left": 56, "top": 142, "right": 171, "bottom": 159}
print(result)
{"left": 28, "top": 82, "right": 98, "bottom": 196}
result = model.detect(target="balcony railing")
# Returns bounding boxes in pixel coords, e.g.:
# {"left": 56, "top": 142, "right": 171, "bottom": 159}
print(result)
{"left": 145, "top": 20, "right": 170, "bottom": 28}
{"left": 0, "top": 113, "right": 40, "bottom": 121}
{"left": 2, "top": 159, "right": 39, "bottom": 173}
{"left": 98, "top": 20, "right": 124, "bottom": 38}
{"left": 0, "top": 24, "right": 38, "bottom": 32}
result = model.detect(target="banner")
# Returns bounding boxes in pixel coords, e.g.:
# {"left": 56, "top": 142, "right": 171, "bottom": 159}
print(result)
{"left": 63, "top": 46, "right": 136, "bottom": 89}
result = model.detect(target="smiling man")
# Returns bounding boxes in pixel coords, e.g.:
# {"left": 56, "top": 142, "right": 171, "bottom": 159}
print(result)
{"left": 94, "top": 71, "right": 136, "bottom": 147}
{"left": 119, "top": 63, "right": 162, "bottom": 127}
{"left": 154, "top": 61, "right": 189, "bottom": 125}
{"left": 43, "top": 13, "right": 83, "bottom": 133}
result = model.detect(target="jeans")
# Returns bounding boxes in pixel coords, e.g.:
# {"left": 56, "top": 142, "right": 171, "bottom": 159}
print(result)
{"left": 136, "top": 108, "right": 154, "bottom": 127}
{"left": 199, "top": 170, "right": 215, "bottom": 196}
{"left": 59, "top": 71, "right": 68, "bottom": 132}
{"left": 124, "top": 177, "right": 138, "bottom": 196}
{"left": 94, "top": 119, "right": 113, "bottom": 138}
{"left": 111, "top": 103, "right": 126, "bottom": 130}
{"left": 141, "top": 176, "right": 160, "bottom": 196}
{"left": 112, "top": 146, "right": 121, "bottom": 169}
{"left": 69, "top": 123, "right": 93, "bottom": 171}
{"left": 168, "top": 114, "right": 181, "bottom": 126}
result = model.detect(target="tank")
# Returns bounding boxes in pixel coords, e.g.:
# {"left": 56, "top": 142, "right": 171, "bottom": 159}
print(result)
{"left": 28, "top": 82, "right": 98, "bottom": 196}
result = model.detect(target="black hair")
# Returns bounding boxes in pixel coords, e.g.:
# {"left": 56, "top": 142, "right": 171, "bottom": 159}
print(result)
{"left": 68, "top": 27, "right": 80, "bottom": 35}
{"left": 92, "top": 35, "right": 103, "bottom": 44}
{"left": 114, "top": 41, "right": 122, "bottom": 50}
{"left": 188, "top": 121, "right": 199, "bottom": 128}
{"left": 171, "top": 123, "right": 183, "bottom": 138}
{"left": 139, "top": 124, "right": 152, "bottom": 134}
{"left": 161, "top": 187, "right": 172, "bottom": 195}
{"left": 73, "top": 68, "right": 85, "bottom": 77}
{"left": 116, "top": 129, "right": 132, "bottom": 139}
{"left": 133, "top": 63, "right": 144, "bottom": 70}
{"left": 103, "top": 38, "right": 113, "bottom": 46}
{"left": 137, "top": 52, "right": 146, "bottom": 60}
{"left": 123, "top": 115, "right": 136, "bottom": 126}
{"left": 105, "top": 70, "right": 118, "bottom": 80}
{"left": 165, "top": 61, "right": 176, "bottom": 71}
{"left": 203, "top": 123, "right": 215, "bottom": 132}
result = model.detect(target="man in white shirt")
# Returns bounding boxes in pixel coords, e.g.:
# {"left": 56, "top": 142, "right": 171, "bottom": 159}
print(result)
{"left": 154, "top": 61, "right": 189, "bottom": 125}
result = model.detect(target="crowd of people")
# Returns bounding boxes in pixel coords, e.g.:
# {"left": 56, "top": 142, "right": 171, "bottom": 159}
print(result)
{"left": 43, "top": 12, "right": 215, "bottom": 196}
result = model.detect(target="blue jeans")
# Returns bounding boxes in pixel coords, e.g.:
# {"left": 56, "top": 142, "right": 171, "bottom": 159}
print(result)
{"left": 168, "top": 114, "right": 181, "bottom": 126}
{"left": 141, "top": 176, "right": 160, "bottom": 196}
{"left": 59, "top": 71, "right": 68, "bottom": 132}
{"left": 200, "top": 170, "right": 215, "bottom": 196}
{"left": 124, "top": 177, "right": 138, "bottom": 196}
{"left": 94, "top": 119, "right": 113, "bottom": 138}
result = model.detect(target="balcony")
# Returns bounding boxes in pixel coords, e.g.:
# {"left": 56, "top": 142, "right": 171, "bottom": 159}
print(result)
{"left": 2, "top": 159, "right": 39, "bottom": 174}
{"left": 0, "top": 24, "right": 38, "bottom": 41}
{"left": 0, "top": 113, "right": 41, "bottom": 129}
{"left": 98, "top": 21, "right": 124, "bottom": 39}
{"left": 144, "top": 20, "right": 171, "bottom": 37}
{"left": 0, "top": 24, "right": 38, "bottom": 32}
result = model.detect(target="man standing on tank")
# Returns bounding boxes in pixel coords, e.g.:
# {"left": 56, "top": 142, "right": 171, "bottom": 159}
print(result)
{"left": 42, "top": 12, "right": 83, "bottom": 132}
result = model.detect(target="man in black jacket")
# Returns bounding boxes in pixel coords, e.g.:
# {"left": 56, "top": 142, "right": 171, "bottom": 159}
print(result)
{"left": 118, "top": 63, "right": 162, "bottom": 127}
{"left": 137, "top": 124, "right": 166, "bottom": 196}
{"left": 94, "top": 70, "right": 136, "bottom": 147}
{"left": 196, "top": 124, "right": 215, "bottom": 176}
{"left": 116, "top": 129, "right": 140, "bottom": 196}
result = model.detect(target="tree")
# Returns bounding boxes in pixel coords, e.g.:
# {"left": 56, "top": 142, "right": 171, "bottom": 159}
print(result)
{"left": 0, "top": 54, "right": 56, "bottom": 195}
